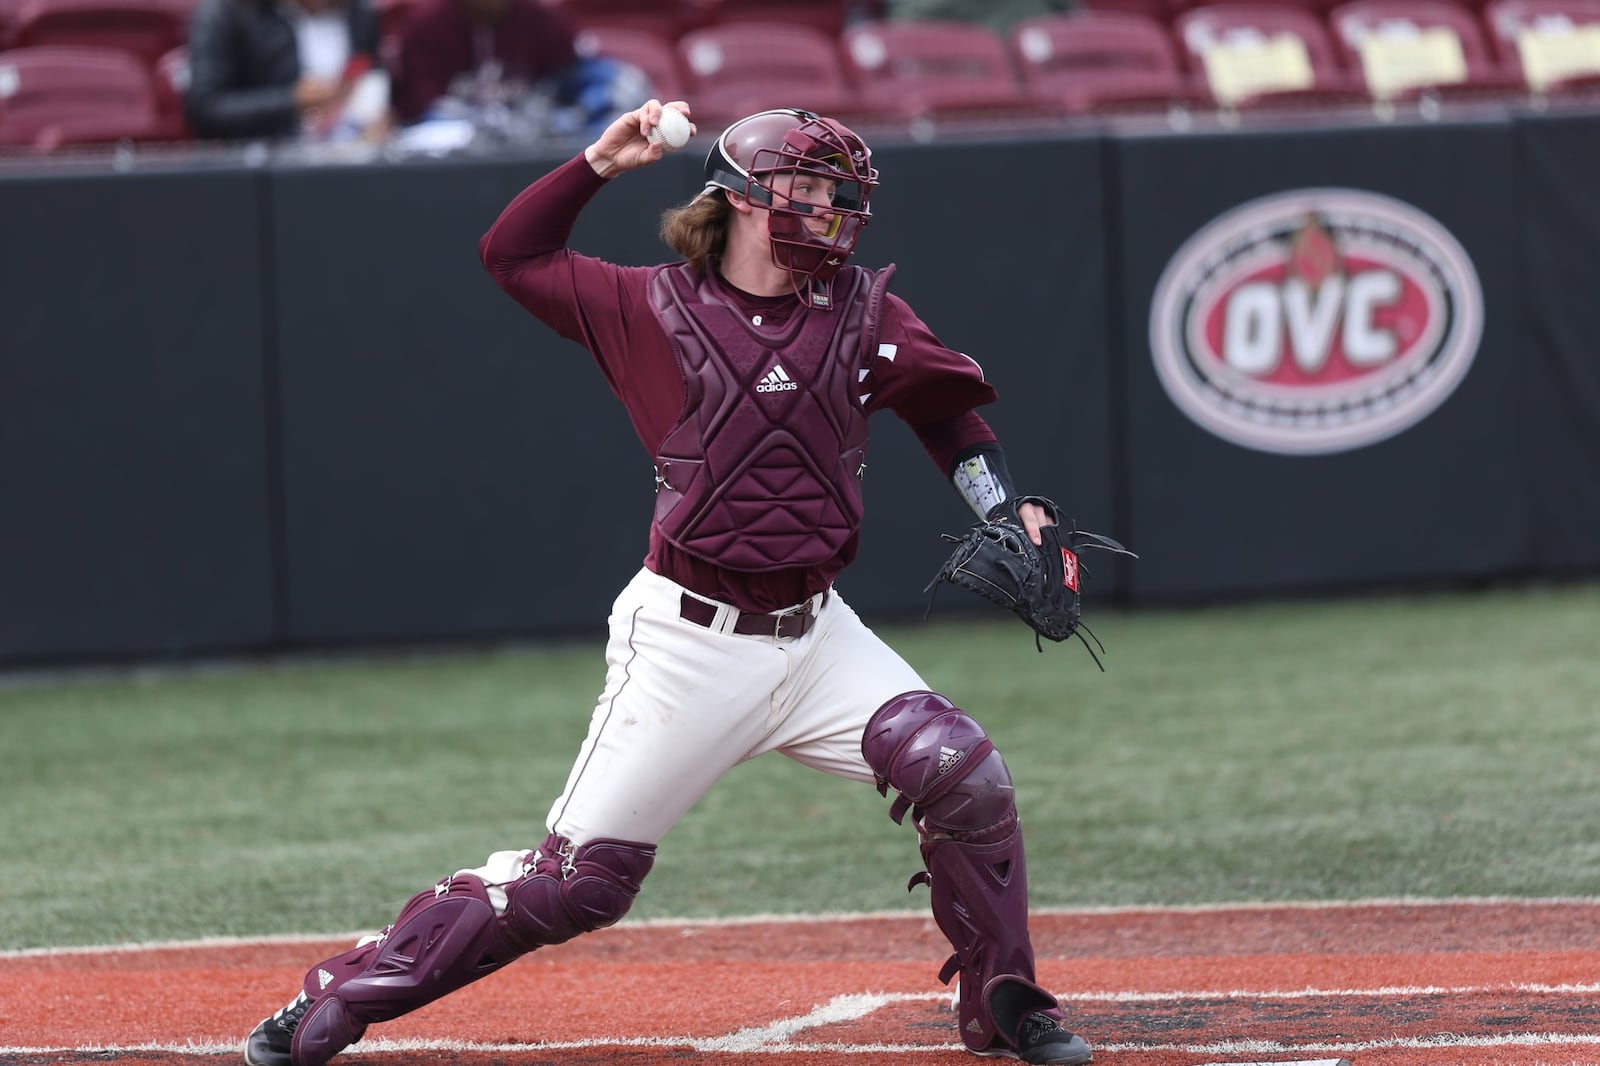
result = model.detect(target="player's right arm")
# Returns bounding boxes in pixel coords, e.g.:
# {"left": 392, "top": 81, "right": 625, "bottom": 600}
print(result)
{"left": 478, "top": 101, "right": 693, "bottom": 381}
{"left": 478, "top": 156, "right": 641, "bottom": 356}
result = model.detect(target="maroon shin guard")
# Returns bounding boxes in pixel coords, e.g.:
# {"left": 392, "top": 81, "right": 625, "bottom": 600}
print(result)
{"left": 862, "top": 691, "right": 1062, "bottom": 1054}
{"left": 290, "top": 874, "right": 518, "bottom": 1066}
{"left": 921, "top": 827, "right": 1061, "bottom": 1051}
{"left": 288, "top": 834, "right": 655, "bottom": 1066}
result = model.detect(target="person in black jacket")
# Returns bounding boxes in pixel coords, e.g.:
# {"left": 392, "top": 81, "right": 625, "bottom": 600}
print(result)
{"left": 184, "top": 0, "right": 382, "bottom": 141}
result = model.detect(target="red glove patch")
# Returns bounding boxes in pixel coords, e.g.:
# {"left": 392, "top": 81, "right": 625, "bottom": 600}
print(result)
{"left": 1061, "top": 547, "right": 1080, "bottom": 592}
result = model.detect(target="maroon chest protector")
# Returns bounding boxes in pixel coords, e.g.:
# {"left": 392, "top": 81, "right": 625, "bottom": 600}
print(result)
{"left": 648, "top": 262, "right": 896, "bottom": 572}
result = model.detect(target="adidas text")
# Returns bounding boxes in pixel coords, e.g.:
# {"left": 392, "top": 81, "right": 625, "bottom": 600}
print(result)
{"left": 756, "top": 365, "right": 798, "bottom": 393}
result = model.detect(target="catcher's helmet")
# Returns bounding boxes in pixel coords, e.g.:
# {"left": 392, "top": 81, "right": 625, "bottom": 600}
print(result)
{"left": 698, "top": 108, "right": 878, "bottom": 298}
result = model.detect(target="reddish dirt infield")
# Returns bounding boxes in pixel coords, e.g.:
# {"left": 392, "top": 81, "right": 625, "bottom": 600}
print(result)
{"left": 4, "top": 900, "right": 1599, "bottom": 1065}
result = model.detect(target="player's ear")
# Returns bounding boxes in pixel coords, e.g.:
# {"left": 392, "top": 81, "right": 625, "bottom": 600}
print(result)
{"left": 725, "top": 190, "right": 755, "bottom": 214}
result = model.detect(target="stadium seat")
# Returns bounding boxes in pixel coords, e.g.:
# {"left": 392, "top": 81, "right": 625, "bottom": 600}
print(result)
{"left": 575, "top": 26, "right": 687, "bottom": 101}
{"left": 8, "top": 0, "right": 187, "bottom": 69}
{"left": 677, "top": 20, "right": 862, "bottom": 128}
{"left": 1077, "top": 0, "right": 1186, "bottom": 24}
{"left": 1174, "top": 4, "right": 1365, "bottom": 107}
{"left": 1008, "top": 11, "right": 1203, "bottom": 115}
{"left": 698, "top": 0, "right": 852, "bottom": 37}
{"left": 839, "top": 19, "right": 1054, "bottom": 122}
{"left": 1328, "top": 0, "right": 1522, "bottom": 100}
{"left": 1482, "top": 0, "right": 1600, "bottom": 93}
{"left": 539, "top": 0, "right": 710, "bottom": 40}
{"left": 0, "top": 44, "right": 162, "bottom": 149}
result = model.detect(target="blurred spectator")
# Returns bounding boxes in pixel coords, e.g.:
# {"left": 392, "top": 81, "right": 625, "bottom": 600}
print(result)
{"left": 185, "top": 0, "right": 388, "bottom": 141}
{"left": 391, "top": 0, "right": 575, "bottom": 124}
{"left": 391, "top": 0, "right": 654, "bottom": 150}
{"left": 886, "top": 0, "right": 1070, "bottom": 35}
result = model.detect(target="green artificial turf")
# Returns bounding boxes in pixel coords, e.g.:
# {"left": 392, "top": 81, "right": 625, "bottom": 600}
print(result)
{"left": 2, "top": 581, "right": 1596, "bottom": 950}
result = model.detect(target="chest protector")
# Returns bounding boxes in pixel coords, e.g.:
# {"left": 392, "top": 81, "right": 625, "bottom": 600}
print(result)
{"left": 648, "top": 262, "right": 896, "bottom": 572}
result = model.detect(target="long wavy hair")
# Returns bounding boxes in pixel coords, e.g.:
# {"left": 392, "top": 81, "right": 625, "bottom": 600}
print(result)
{"left": 659, "top": 192, "right": 731, "bottom": 273}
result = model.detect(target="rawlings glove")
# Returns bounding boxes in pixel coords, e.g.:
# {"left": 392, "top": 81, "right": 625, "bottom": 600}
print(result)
{"left": 926, "top": 495, "right": 1136, "bottom": 664}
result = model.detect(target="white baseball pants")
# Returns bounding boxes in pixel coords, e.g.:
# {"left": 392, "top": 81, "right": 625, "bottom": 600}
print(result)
{"left": 544, "top": 566, "right": 929, "bottom": 846}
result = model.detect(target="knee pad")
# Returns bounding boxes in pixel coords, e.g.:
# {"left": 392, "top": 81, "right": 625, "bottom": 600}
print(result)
{"left": 862, "top": 690, "right": 1017, "bottom": 839}
{"left": 503, "top": 833, "right": 656, "bottom": 950}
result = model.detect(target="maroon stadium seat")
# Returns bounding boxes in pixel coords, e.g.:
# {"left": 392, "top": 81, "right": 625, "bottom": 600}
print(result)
{"left": 839, "top": 18, "right": 1054, "bottom": 122}
{"left": 1077, "top": 0, "right": 1181, "bottom": 23}
{"left": 1328, "top": 0, "right": 1522, "bottom": 100}
{"left": 1482, "top": 0, "right": 1600, "bottom": 93}
{"left": 1008, "top": 11, "right": 1203, "bottom": 115}
{"left": 698, "top": 0, "right": 851, "bottom": 37}
{"left": 539, "top": 0, "right": 709, "bottom": 40}
{"left": 677, "top": 20, "right": 863, "bottom": 128}
{"left": 576, "top": 25, "right": 687, "bottom": 101}
{"left": 1174, "top": 4, "right": 1365, "bottom": 107}
{"left": 9, "top": 0, "right": 186, "bottom": 69}
{"left": 0, "top": 44, "right": 161, "bottom": 149}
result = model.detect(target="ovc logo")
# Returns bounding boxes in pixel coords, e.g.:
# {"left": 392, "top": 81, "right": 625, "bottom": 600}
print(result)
{"left": 1148, "top": 188, "right": 1484, "bottom": 455}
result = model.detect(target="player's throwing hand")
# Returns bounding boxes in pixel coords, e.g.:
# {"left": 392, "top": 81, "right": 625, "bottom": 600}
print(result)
{"left": 584, "top": 100, "right": 695, "bottom": 178}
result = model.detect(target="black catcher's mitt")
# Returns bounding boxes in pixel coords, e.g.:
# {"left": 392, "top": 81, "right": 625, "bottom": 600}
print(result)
{"left": 926, "top": 496, "right": 1136, "bottom": 664}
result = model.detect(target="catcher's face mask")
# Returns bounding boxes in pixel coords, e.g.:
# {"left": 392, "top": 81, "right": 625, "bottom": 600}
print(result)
{"left": 698, "top": 108, "right": 878, "bottom": 303}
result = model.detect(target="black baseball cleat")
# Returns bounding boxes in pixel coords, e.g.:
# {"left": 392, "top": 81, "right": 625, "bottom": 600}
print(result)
{"left": 243, "top": 990, "right": 310, "bottom": 1066}
{"left": 1010, "top": 1012, "right": 1093, "bottom": 1064}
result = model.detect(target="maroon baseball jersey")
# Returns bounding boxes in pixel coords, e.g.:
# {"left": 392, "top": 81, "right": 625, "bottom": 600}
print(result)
{"left": 479, "top": 153, "right": 1001, "bottom": 612}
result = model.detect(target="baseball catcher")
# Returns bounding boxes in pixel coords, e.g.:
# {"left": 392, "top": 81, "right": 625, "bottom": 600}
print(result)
{"left": 929, "top": 493, "right": 1135, "bottom": 663}
{"left": 243, "top": 102, "right": 1101, "bottom": 1066}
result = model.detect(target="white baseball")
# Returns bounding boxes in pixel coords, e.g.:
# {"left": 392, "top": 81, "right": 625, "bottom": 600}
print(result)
{"left": 647, "top": 107, "right": 691, "bottom": 151}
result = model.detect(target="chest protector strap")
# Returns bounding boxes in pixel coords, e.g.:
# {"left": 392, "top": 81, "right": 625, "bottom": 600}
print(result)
{"left": 648, "top": 262, "right": 896, "bottom": 572}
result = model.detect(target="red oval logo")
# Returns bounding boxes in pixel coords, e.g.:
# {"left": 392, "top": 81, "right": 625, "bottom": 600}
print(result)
{"left": 1151, "top": 190, "right": 1483, "bottom": 455}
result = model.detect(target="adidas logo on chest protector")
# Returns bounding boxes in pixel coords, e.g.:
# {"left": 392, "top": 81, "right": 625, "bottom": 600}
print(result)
{"left": 755, "top": 363, "right": 799, "bottom": 393}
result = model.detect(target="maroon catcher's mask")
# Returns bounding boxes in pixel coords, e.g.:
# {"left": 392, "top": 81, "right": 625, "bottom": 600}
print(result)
{"left": 698, "top": 108, "right": 878, "bottom": 306}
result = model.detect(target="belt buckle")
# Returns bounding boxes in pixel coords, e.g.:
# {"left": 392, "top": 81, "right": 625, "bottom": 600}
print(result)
{"left": 770, "top": 601, "right": 808, "bottom": 639}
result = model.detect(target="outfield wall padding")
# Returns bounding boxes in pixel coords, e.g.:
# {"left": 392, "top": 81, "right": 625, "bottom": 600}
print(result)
{"left": 267, "top": 155, "right": 680, "bottom": 645}
{"left": 1514, "top": 112, "right": 1600, "bottom": 574}
{"left": 1111, "top": 119, "right": 1528, "bottom": 601}
{"left": 2, "top": 110, "right": 1599, "bottom": 664}
{"left": 0, "top": 169, "right": 276, "bottom": 662}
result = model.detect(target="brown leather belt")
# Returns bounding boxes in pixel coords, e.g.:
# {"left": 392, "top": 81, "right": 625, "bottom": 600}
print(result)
{"left": 679, "top": 591, "right": 824, "bottom": 640}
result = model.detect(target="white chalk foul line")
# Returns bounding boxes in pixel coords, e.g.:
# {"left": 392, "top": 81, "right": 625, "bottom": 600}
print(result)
{"left": 688, "top": 992, "right": 922, "bottom": 1051}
